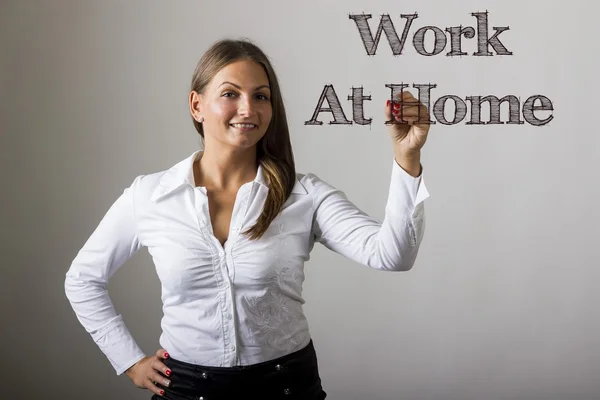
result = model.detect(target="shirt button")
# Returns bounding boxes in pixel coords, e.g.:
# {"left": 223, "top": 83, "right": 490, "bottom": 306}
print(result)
{"left": 201, "top": 372, "right": 208, "bottom": 379}
{"left": 231, "top": 345, "right": 236, "bottom": 351}
{"left": 283, "top": 388, "right": 291, "bottom": 395}
{"left": 275, "top": 364, "right": 282, "bottom": 371}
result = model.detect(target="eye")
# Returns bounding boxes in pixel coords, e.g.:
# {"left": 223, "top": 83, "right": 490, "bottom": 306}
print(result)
{"left": 256, "top": 93, "right": 270, "bottom": 101}
{"left": 222, "top": 92, "right": 237, "bottom": 98}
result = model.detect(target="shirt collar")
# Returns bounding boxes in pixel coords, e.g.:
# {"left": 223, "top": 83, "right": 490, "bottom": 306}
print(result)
{"left": 151, "top": 150, "right": 305, "bottom": 202}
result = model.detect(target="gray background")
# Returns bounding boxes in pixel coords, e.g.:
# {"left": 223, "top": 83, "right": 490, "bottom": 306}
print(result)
{"left": 2, "top": 0, "right": 599, "bottom": 399}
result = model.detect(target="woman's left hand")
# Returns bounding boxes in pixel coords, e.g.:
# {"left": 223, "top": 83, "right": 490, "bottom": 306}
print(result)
{"left": 384, "top": 90, "right": 430, "bottom": 155}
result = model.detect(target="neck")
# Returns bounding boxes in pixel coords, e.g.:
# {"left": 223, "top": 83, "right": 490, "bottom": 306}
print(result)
{"left": 195, "top": 145, "right": 258, "bottom": 191}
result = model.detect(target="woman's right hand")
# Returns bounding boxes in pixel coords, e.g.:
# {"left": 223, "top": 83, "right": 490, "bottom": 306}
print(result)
{"left": 125, "top": 349, "right": 172, "bottom": 397}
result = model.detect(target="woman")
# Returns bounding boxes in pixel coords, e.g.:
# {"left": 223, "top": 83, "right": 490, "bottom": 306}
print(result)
{"left": 65, "top": 38, "right": 430, "bottom": 399}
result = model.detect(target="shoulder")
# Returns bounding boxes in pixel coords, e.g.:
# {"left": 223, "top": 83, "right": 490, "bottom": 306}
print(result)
{"left": 128, "top": 151, "right": 199, "bottom": 203}
{"left": 295, "top": 171, "right": 341, "bottom": 198}
{"left": 130, "top": 170, "right": 166, "bottom": 192}
{"left": 126, "top": 169, "right": 170, "bottom": 205}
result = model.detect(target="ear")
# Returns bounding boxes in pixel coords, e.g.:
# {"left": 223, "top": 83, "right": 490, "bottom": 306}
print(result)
{"left": 189, "top": 90, "right": 204, "bottom": 122}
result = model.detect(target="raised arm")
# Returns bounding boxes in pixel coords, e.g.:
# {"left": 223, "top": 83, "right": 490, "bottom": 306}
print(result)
{"left": 309, "top": 158, "right": 429, "bottom": 271}
{"left": 311, "top": 89, "right": 431, "bottom": 271}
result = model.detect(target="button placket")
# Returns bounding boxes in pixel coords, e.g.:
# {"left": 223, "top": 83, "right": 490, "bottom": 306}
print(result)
{"left": 225, "top": 191, "right": 247, "bottom": 283}
{"left": 219, "top": 287, "right": 232, "bottom": 356}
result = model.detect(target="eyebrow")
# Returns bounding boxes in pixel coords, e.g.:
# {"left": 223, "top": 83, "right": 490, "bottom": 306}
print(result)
{"left": 218, "top": 81, "right": 270, "bottom": 91}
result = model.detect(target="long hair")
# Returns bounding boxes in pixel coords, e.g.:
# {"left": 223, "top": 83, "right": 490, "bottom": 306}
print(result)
{"left": 190, "top": 38, "right": 296, "bottom": 240}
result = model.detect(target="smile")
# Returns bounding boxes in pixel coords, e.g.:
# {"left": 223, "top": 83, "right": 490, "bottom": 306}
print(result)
{"left": 230, "top": 123, "right": 257, "bottom": 129}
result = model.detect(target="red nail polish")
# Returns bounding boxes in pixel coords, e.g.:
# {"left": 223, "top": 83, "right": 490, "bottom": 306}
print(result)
{"left": 160, "top": 390, "right": 165, "bottom": 396}
{"left": 393, "top": 102, "right": 400, "bottom": 109}
{"left": 164, "top": 352, "right": 169, "bottom": 358}
{"left": 386, "top": 100, "right": 391, "bottom": 107}
{"left": 166, "top": 369, "right": 171, "bottom": 376}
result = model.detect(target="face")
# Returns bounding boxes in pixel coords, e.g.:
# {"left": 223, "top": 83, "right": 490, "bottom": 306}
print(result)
{"left": 191, "top": 60, "right": 273, "bottom": 151}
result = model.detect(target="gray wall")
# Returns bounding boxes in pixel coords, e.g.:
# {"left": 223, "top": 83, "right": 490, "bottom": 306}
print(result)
{"left": 2, "top": 1, "right": 599, "bottom": 399}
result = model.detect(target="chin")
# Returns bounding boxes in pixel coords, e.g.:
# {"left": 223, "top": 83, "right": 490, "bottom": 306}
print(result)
{"left": 228, "top": 130, "right": 266, "bottom": 146}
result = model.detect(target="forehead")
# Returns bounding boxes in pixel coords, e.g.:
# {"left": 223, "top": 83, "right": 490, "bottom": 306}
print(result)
{"left": 211, "top": 60, "right": 270, "bottom": 87}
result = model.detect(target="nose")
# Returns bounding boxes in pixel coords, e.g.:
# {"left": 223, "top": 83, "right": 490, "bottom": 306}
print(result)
{"left": 237, "top": 95, "right": 255, "bottom": 117}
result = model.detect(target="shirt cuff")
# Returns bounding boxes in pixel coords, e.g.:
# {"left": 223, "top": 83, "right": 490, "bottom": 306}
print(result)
{"left": 94, "top": 315, "right": 147, "bottom": 375}
{"left": 388, "top": 157, "right": 430, "bottom": 217}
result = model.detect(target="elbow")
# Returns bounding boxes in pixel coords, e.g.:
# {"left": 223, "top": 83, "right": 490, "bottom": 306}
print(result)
{"left": 380, "top": 246, "right": 420, "bottom": 272}
{"left": 391, "top": 219, "right": 426, "bottom": 271}
{"left": 397, "top": 261, "right": 416, "bottom": 272}
{"left": 64, "top": 268, "right": 99, "bottom": 303}
{"left": 389, "top": 258, "right": 417, "bottom": 272}
{"left": 64, "top": 271, "right": 78, "bottom": 303}
{"left": 378, "top": 216, "right": 425, "bottom": 271}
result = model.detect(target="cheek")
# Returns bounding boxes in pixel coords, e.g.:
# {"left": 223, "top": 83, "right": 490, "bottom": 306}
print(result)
{"left": 260, "top": 105, "right": 273, "bottom": 123}
{"left": 208, "top": 101, "right": 235, "bottom": 120}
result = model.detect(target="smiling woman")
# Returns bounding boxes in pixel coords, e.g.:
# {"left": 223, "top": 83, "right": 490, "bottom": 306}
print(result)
{"left": 188, "top": 40, "right": 297, "bottom": 245}
{"left": 191, "top": 62, "right": 273, "bottom": 149}
{"left": 64, "top": 38, "right": 430, "bottom": 400}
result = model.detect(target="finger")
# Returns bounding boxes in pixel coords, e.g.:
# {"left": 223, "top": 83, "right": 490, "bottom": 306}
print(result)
{"left": 400, "top": 90, "right": 418, "bottom": 102}
{"left": 398, "top": 102, "right": 426, "bottom": 110}
{"left": 388, "top": 90, "right": 416, "bottom": 108}
{"left": 394, "top": 116, "right": 412, "bottom": 124}
{"left": 394, "top": 110, "right": 425, "bottom": 123}
{"left": 391, "top": 89, "right": 416, "bottom": 99}
{"left": 152, "top": 358, "right": 172, "bottom": 378}
{"left": 386, "top": 92, "right": 426, "bottom": 123}
{"left": 151, "top": 371, "right": 172, "bottom": 389}
{"left": 384, "top": 99, "right": 395, "bottom": 122}
{"left": 156, "top": 349, "right": 170, "bottom": 360}
{"left": 146, "top": 378, "right": 166, "bottom": 397}
{"left": 386, "top": 98, "right": 419, "bottom": 116}
{"left": 154, "top": 349, "right": 171, "bottom": 377}
{"left": 390, "top": 102, "right": 423, "bottom": 122}
{"left": 393, "top": 90, "right": 419, "bottom": 104}
{"left": 395, "top": 114, "right": 431, "bottom": 130}
{"left": 394, "top": 107, "right": 422, "bottom": 116}
{"left": 394, "top": 114, "right": 417, "bottom": 123}
{"left": 393, "top": 105, "right": 429, "bottom": 120}
{"left": 393, "top": 109, "right": 427, "bottom": 119}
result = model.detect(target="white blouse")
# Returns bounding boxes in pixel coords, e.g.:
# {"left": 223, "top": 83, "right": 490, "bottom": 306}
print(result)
{"left": 65, "top": 150, "right": 430, "bottom": 375}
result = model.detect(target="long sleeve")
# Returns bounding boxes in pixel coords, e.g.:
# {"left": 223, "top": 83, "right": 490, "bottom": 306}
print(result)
{"left": 65, "top": 176, "right": 147, "bottom": 375}
{"left": 309, "top": 158, "right": 430, "bottom": 271}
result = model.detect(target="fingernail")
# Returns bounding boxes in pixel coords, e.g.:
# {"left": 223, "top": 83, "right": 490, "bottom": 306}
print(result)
{"left": 164, "top": 379, "right": 171, "bottom": 387}
{"left": 164, "top": 352, "right": 169, "bottom": 358}
{"left": 393, "top": 102, "right": 400, "bottom": 109}
{"left": 386, "top": 100, "right": 391, "bottom": 107}
{"left": 166, "top": 369, "right": 171, "bottom": 376}
{"left": 160, "top": 390, "right": 165, "bottom": 396}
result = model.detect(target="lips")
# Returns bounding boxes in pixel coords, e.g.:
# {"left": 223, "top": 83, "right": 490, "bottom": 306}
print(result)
{"left": 230, "top": 123, "right": 257, "bottom": 128}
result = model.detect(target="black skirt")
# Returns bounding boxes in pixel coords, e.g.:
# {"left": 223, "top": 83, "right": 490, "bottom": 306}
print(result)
{"left": 151, "top": 340, "right": 327, "bottom": 400}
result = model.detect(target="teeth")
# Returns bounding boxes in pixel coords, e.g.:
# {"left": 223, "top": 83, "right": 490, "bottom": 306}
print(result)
{"left": 231, "top": 123, "right": 255, "bottom": 128}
